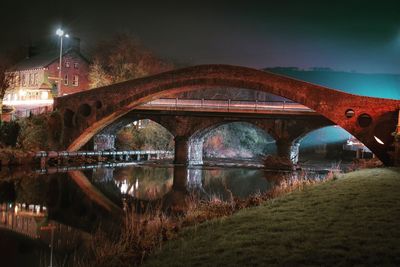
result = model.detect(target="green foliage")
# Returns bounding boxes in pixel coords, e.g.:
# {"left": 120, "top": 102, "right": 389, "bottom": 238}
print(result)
{"left": 0, "top": 121, "right": 20, "bottom": 147}
{"left": 115, "top": 120, "right": 174, "bottom": 151}
{"left": 17, "top": 111, "right": 63, "bottom": 151}
{"left": 203, "top": 122, "right": 275, "bottom": 159}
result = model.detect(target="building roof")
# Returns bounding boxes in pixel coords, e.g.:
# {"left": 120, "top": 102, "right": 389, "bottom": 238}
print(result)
{"left": 10, "top": 48, "right": 90, "bottom": 71}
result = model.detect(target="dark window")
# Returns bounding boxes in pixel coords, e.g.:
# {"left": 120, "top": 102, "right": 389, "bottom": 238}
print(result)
{"left": 72, "top": 75, "right": 79, "bottom": 86}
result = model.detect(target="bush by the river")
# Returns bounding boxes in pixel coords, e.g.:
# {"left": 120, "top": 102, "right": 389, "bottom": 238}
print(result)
{"left": 0, "top": 112, "right": 63, "bottom": 166}
{"left": 16, "top": 111, "right": 63, "bottom": 151}
{"left": 0, "top": 121, "right": 20, "bottom": 147}
{"left": 115, "top": 120, "right": 174, "bottom": 151}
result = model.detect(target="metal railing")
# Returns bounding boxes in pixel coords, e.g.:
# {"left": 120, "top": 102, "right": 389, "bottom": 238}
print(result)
{"left": 36, "top": 150, "right": 173, "bottom": 158}
{"left": 140, "top": 98, "right": 313, "bottom": 112}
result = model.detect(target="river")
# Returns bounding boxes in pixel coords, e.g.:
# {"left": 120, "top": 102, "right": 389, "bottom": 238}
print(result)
{"left": 0, "top": 160, "right": 332, "bottom": 266}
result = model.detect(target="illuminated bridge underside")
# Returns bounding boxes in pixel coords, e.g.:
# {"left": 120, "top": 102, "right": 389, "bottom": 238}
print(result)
{"left": 95, "top": 109, "right": 333, "bottom": 165}
{"left": 54, "top": 64, "right": 400, "bottom": 165}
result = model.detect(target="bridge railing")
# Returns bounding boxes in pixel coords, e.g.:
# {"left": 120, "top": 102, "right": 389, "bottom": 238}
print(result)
{"left": 36, "top": 150, "right": 174, "bottom": 169}
{"left": 36, "top": 150, "right": 174, "bottom": 158}
{"left": 142, "top": 98, "right": 312, "bottom": 111}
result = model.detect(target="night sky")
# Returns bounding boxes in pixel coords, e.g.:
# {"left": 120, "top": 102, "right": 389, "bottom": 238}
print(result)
{"left": 1, "top": 0, "right": 400, "bottom": 73}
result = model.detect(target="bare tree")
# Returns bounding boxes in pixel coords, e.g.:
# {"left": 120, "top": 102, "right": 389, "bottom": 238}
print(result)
{"left": 89, "top": 33, "right": 174, "bottom": 88}
{"left": 0, "top": 63, "right": 14, "bottom": 121}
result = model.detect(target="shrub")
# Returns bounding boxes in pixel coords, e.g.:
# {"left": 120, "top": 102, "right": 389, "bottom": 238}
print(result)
{"left": 17, "top": 111, "right": 63, "bottom": 151}
{"left": 0, "top": 121, "right": 20, "bottom": 147}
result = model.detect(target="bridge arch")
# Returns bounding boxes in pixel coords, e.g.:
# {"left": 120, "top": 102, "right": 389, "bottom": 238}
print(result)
{"left": 55, "top": 64, "right": 400, "bottom": 165}
{"left": 293, "top": 126, "right": 349, "bottom": 163}
{"left": 92, "top": 115, "right": 176, "bottom": 152}
{"left": 188, "top": 121, "right": 276, "bottom": 165}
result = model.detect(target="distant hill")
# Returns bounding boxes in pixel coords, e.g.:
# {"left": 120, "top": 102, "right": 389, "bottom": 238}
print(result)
{"left": 265, "top": 67, "right": 400, "bottom": 100}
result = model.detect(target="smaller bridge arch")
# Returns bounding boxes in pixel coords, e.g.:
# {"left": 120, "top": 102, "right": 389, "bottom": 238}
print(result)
{"left": 188, "top": 121, "right": 276, "bottom": 165}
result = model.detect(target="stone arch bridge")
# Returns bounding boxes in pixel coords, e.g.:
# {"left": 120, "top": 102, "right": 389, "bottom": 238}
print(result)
{"left": 54, "top": 65, "right": 400, "bottom": 165}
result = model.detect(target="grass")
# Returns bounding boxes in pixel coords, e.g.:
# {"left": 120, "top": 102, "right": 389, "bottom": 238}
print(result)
{"left": 144, "top": 168, "right": 400, "bottom": 266}
{"left": 78, "top": 170, "right": 320, "bottom": 266}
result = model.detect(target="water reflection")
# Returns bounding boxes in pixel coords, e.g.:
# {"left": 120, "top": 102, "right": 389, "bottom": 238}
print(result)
{"left": 0, "top": 163, "right": 327, "bottom": 264}
{"left": 0, "top": 168, "right": 121, "bottom": 252}
{"left": 95, "top": 164, "right": 326, "bottom": 203}
{"left": 103, "top": 166, "right": 174, "bottom": 200}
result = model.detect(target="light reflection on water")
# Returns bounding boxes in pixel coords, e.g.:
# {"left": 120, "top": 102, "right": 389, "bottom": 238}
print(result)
{"left": 93, "top": 165, "right": 327, "bottom": 202}
{"left": 0, "top": 163, "right": 327, "bottom": 265}
{"left": 0, "top": 164, "right": 328, "bottom": 229}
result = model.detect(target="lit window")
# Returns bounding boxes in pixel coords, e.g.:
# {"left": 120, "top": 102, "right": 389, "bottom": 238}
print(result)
{"left": 29, "top": 73, "right": 34, "bottom": 86}
{"left": 64, "top": 74, "right": 68, "bottom": 85}
{"left": 74, "top": 62, "right": 79, "bottom": 69}
{"left": 72, "top": 75, "right": 79, "bottom": 86}
{"left": 15, "top": 74, "right": 19, "bottom": 88}
{"left": 8, "top": 74, "right": 15, "bottom": 89}
{"left": 34, "top": 73, "right": 38, "bottom": 85}
{"left": 41, "top": 91, "right": 49, "bottom": 100}
{"left": 21, "top": 74, "right": 26, "bottom": 86}
{"left": 65, "top": 61, "right": 70, "bottom": 68}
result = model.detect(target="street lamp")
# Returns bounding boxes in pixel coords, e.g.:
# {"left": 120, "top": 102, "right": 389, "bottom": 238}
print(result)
{"left": 56, "top": 28, "right": 69, "bottom": 97}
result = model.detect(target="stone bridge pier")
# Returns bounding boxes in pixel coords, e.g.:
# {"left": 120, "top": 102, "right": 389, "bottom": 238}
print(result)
{"left": 275, "top": 139, "right": 301, "bottom": 163}
{"left": 174, "top": 136, "right": 190, "bottom": 165}
{"left": 94, "top": 111, "right": 332, "bottom": 165}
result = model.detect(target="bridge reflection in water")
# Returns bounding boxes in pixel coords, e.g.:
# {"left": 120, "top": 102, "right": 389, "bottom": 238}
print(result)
{"left": 0, "top": 162, "right": 328, "bottom": 265}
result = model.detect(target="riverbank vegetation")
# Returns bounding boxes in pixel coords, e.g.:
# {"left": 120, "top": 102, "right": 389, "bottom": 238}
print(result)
{"left": 0, "top": 111, "right": 63, "bottom": 165}
{"left": 144, "top": 168, "right": 400, "bottom": 266}
{"left": 115, "top": 120, "right": 174, "bottom": 151}
{"left": 77, "top": 170, "right": 334, "bottom": 266}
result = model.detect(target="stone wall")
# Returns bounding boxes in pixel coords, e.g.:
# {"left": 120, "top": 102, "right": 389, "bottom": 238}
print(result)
{"left": 93, "top": 134, "right": 115, "bottom": 151}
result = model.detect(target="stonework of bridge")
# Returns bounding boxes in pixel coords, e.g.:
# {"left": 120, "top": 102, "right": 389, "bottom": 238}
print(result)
{"left": 54, "top": 64, "right": 400, "bottom": 166}
{"left": 92, "top": 109, "right": 332, "bottom": 165}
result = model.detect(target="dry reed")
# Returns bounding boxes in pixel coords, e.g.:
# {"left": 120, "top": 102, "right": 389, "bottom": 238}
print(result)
{"left": 76, "top": 169, "right": 334, "bottom": 266}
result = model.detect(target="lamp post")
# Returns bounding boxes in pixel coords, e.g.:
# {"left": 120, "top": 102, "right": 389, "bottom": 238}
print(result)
{"left": 55, "top": 28, "right": 69, "bottom": 97}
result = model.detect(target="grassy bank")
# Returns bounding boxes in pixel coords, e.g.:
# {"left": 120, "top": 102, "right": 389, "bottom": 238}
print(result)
{"left": 144, "top": 168, "right": 400, "bottom": 266}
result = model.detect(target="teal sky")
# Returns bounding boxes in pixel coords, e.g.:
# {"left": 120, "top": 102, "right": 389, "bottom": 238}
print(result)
{"left": 1, "top": 0, "right": 400, "bottom": 74}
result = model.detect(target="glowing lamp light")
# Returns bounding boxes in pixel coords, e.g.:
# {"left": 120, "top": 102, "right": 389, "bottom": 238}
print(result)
{"left": 56, "top": 28, "right": 64, "bottom": 36}
{"left": 19, "top": 90, "right": 26, "bottom": 97}
{"left": 41, "top": 91, "right": 49, "bottom": 100}
{"left": 374, "top": 136, "right": 384, "bottom": 145}
{"left": 120, "top": 180, "right": 128, "bottom": 194}
{"left": 35, "top": 205, "right": 40, "bottom": 214}
{"left": 135, "top": 179, "right": 139, "bottom": 190}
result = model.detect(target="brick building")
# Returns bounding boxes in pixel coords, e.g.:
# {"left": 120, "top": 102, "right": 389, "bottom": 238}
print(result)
{"left": 5, "top": 38, "right": 90, "bottom": 104}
